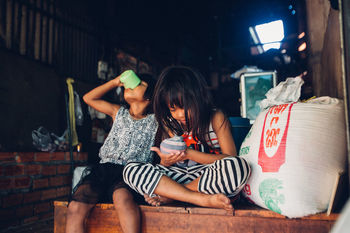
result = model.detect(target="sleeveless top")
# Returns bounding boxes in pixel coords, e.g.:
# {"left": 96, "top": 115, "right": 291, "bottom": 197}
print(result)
{"left": 176, "top": 123, "right": 221, "bottom": 168}
{"left": 99, "top": 106, "right": 158, "bottom": 165}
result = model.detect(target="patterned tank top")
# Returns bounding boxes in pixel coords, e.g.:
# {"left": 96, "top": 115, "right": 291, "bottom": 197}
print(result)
{"left": 99, "top": 106, "right": 158, "bottom": 165}
{"left": 176, "top": 123, "right": 221, "bottom": 168}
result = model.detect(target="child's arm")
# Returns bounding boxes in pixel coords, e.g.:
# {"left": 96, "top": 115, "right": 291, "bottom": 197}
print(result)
{"left": 152, "top": 111, "right": 237, "bottom": 166}
{"left": 184, "top": 110, "right": 237, "bottom": 164}
{"left": 83, "top": 75, "right": 123, "bottom": 120}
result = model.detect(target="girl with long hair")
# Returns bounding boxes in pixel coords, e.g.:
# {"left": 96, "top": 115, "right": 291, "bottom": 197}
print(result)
{"left": 123, "top": 66, "right": 251, "bottom": 210}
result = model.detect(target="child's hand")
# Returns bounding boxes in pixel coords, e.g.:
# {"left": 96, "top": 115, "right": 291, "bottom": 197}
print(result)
{"left": 144, "top": 194, "right": 173, "bottom": 206}
{"left": 144, "top": 194, "right": 161, "bottom": 206}
{"left": 112, "top": 75, "right": 123, "bottom": 87}
{"left": 151, "top": 147, "right": 186, "bottom": 166}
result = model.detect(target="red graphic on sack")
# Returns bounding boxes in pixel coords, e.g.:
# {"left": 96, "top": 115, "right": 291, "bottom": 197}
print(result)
{"left": 243, "top": 184, "right": 252, "bottom": 195}
{"left": 243, "top": 184, "right": 255, "bottom": 203}
{"left": 258, "top": 103, "right": 294, "bottom": 172}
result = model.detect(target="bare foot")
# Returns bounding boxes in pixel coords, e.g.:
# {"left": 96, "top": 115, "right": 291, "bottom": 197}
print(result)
{"left": 204, "top": 194, "right": 233, "bottom": 210}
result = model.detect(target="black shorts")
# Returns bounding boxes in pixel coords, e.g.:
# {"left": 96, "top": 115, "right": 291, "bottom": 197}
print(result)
{"left": 71, "top": 163, "right": 145, "bottom": 204}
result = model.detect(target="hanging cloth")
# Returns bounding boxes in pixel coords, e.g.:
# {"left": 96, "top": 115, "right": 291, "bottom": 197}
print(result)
{"left": 66, "top": 78, "right": 79, "bottom": 146}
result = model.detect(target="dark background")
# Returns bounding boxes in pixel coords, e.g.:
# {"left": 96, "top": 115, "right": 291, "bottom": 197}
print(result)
{"left": 0, "top": 0, "right": 308, "bottom": 153}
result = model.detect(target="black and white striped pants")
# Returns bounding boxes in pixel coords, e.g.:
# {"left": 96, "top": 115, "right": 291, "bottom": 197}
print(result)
{"left": 123, "top": 156, "right": 251, "bottom": 197}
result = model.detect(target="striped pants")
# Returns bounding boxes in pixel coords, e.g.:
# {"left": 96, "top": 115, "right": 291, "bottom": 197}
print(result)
{"left": 123, "top": 156, "right": 251, "bottom": 197}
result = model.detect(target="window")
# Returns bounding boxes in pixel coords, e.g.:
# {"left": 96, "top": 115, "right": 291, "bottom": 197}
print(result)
{"left": 249, "top": 20, "right": 285, "bottom": 54}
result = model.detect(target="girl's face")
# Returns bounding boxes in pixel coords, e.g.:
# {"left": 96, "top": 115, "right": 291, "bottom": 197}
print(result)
{"left": 124, "top": 81, "right": 148, "bottom": 102}
{"left": 169, "top": 105, "right": 188, "bottom": 127}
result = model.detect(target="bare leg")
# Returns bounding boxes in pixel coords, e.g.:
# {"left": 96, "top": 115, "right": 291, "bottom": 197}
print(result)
{"left": 146, "top": 176, "right": 201, "bottom": 206}
{"left": 153, "top": 175, "right": 232, "bottom": 210}
{"left": 113, "top": 188, "right": 141, "bottom": 233}
{"left": 185, "top": 177, "right": 238, "bottom": 203}
{"left": 66, "top": 201, "right": 95, "bottom": 233}
{"left": 184, "top": 177, "right": 200, "bottom": 191}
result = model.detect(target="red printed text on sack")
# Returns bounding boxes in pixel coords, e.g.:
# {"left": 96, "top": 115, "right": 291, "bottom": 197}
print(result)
{"left": 243, "top": 184, "right": 252, "bottom": 195}
{"left": 258, "top": 103, "right": 294, "bottom": 172}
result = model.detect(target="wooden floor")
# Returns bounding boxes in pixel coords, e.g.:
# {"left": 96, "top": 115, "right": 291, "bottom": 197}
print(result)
{"left": 55, "top": 200, "right": 339, "bottom": 233}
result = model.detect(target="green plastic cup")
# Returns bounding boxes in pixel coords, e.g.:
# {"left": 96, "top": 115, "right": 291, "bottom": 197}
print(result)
{"left": 120, "top": 70, "right": 141, "bottom": 89}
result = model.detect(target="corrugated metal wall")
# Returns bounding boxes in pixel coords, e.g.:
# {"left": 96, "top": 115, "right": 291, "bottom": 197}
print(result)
{"left": 0, "top": 0, "right": 100, "bottom": 83}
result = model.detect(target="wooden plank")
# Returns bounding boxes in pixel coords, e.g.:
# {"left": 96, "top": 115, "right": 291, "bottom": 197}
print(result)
{"left": 5, "top": 0, "right": 13, "bottom": 48}
{"left": 54, "top": 201, "right": 338, "bottom": 233}
{"left": 55, "top": 202, "right": 245, "bottom": 217}
{"left": 140, "top": 205, "right": 189, "bottom": 214}
{"left": 54, "top": 201, "right": 68, "bottom": 207}
{"left": 40, "top": 0, "right": 47, "bottom": 62}
{"left": 186, "top": 206, "right": 234, "bottom": 216}
{"left": 301, "top": 213, "right": 339, "bottom": 221}
{"left": 54, "top": 201, "right": 338, "bottom": 219}
{"left": 34, "top": 0, "right": 41, "bottom": 60}
{"left": 235, "top": 208, "right": 286, "bottom": 219}
{"left": 87, "top": 208, "right": 123, "bottom": 233}
{"left": 54, "top": 203, "right": 67, "bottom": 233}
{"left": 141, "top": 212, "right": 334, "bottom": 233}
{"left": 19, "top": 3, "right": 27, "bottom": 55}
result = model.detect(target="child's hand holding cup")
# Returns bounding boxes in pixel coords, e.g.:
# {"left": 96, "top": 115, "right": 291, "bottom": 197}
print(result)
{"left": 120, "top": 70, "right": 141, "bottom": 89}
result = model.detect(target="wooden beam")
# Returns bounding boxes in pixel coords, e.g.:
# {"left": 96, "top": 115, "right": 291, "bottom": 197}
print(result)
{"left": 54, "top": 201, "right": 338, "bottom": 233}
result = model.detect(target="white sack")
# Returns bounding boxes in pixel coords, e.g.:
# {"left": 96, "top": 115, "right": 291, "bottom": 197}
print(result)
{"left": 239, "top": 97, "right": 346, "bottom": 218}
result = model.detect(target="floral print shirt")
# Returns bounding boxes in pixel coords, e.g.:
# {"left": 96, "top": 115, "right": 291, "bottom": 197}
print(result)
{"left": 99, "top": 106, "right": 158, "bottom": 165}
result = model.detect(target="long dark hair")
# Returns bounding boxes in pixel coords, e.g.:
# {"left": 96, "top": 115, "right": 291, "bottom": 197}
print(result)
{"left": 153, "top": 66, "right": 215, "bottom": 148}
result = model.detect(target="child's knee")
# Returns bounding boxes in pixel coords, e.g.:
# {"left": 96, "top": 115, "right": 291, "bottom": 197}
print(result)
{"left": 67, "top": 201, "right": 93, "bottom": 218}
{"left": 113, "top": 189, "right": 134, "bottom": 206}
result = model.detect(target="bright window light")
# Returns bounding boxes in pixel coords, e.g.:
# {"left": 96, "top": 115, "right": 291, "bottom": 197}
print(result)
{"left": 298, "top": 32, "right": 305, "bottom": 39}
{"left": 298, "top": 42, "right": 307, "bottom": 52}
{"left": 254, "top": 20, "right": 284, "bottom": 52}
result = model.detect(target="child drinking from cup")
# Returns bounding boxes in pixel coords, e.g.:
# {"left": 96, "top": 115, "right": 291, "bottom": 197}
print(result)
{"left": 66, "top": 71, "right": 157, "bottom": 233}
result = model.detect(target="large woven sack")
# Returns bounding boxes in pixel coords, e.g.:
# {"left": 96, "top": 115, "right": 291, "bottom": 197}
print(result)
{"left": 239, "top": 97, "right": 346, "bottom": 218}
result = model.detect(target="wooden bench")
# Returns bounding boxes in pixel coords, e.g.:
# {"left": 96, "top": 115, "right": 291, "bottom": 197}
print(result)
{"left": 54, "top": 200, "right": 338, "bottom": 233}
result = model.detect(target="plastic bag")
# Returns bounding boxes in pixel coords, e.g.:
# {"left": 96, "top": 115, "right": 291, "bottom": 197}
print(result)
{"left": 32, "top": 127, "right": 69, "bottom": 152}
{"left": 51, "top": 130, "right": 68, "bottom": 151}
{"left": 74, "top": 91, "right": 84, "bottom": 126}
{"left": 32, "top": 127, "right": 57, "bottom": 152}
{"left": 259, "top": 75, "right": 304, "bottom": 110}
{"left": 88, "top": 106, "right": 106, "bottom": 120}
